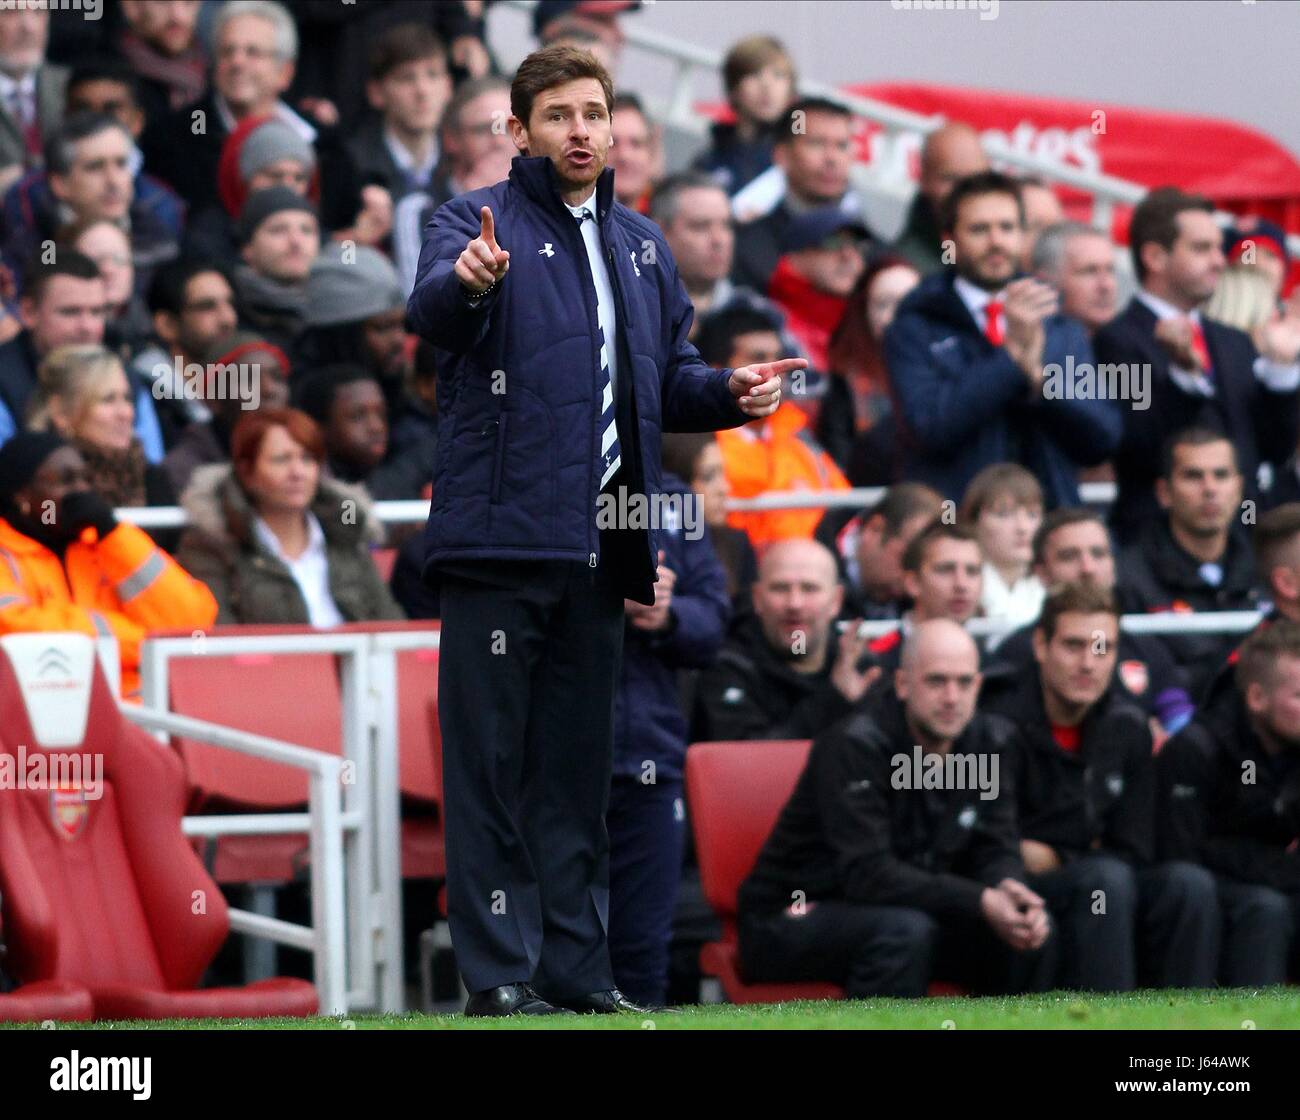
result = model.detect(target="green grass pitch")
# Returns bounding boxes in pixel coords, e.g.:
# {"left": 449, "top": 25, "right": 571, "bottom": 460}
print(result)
{"left": 8, "top": 989, "right": 1299, "bottom": 1029}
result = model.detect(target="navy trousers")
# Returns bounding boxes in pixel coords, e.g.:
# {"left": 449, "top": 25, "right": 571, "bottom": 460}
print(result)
{"left": 437, "top": 542, "right": 627, "bottom": 996}
{"left": 607, "top": 774, "right": 686, "bottom": 1007}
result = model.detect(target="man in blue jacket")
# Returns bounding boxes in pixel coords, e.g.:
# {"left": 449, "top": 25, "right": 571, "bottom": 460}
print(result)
{"left": 884, "top": 170, "right": 1120, "bottom": 509}
{"left": 407, "top": 45, "right": 803, "bottom": 1016}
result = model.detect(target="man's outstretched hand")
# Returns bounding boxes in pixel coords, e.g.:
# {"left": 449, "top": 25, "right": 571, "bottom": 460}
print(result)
{"left": 456, "top": 205, "right": 510, "bottom": 294}
{"left": 728, "top": 357, "right": 806, "bottom": 418}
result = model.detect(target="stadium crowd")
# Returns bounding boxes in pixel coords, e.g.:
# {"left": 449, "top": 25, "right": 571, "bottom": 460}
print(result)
{"left": 0, "top": 0, "right": 1299, "bottom": 1010}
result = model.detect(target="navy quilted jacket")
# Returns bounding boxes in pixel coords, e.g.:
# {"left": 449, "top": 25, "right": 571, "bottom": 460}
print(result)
{"left": 407, "top": 156, "right": 750, "bottom": 604}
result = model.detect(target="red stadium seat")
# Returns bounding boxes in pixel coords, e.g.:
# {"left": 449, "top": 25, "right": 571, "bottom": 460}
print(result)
{"left": 395, "top": 647, "right": 445, "bottom": 879}
{"left": 371, "top": 548, "right": 398, "bottom": 582}
{"left": 166, "top": 649, "right": 344, "bottom": 882}
{"left": 0, "top": 634, "right": 317, "bottom": 1019}
{"left": 685, "top": 740, "right": 844, "bottom": 1004}
{"left": 0, "top": 980, "right": 94, "bottom": 1023}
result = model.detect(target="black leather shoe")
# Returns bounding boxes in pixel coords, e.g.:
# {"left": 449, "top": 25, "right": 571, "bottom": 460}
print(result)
{"left": 554, "top": 988, "right": 651, "bottom": 1014}
{"left": 464, "top": 983, "right": 574, "bottom": 1016}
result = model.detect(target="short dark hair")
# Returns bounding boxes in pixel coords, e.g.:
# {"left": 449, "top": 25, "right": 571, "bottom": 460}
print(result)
{"left": 1236, "top": 618, "right": 1300, "bottom": 692}
{"left": 1032, "top": 507, "right": 1107, "bottom": 566}
{"left": 367, "top": 22, "right": 447, "bottom": 82}
{"left": 694, "top": 306, "right": 781, "bottom": 367}
{"left": 901, "top": 519, "right": 979, "bottom": 573}
{"left": 22, "top": 249, "right": 101, "bottom": 305}
{"left": 870, "top": 482, "right": 944, "bottom": 542}
{"left": 1128, "top": 186, "right": 1215, "bottom": 283}
{"left": 147, "top": 258, "right": 233, "bottom": 317}
{"left": 292, "top": 363, "right": 382, "bottom": 426}
{"left": 1160, "top": 425, "right": 1237, "bottom": 480}
{"left": 67, "top": 58, "right": 142, "bottom": 106}
{"left": 510, "top": 44, "right": 614, "bottom": 129}
{"left": 613, "top": 91, "right": 647, "bottom": 119}
{"left": 660, "top": 432, "right": 715, "bottom": 484}
{"left": 442, "top": 74, "right": 511, "bottom": 135}
{"left": 648, "top": 170, "right": 727, "bottom": 227}
{"left": 775, "top": 95, "right": 852, "bottom": 145}
{"left": 44, "top": 111, "right": 131, "bottom": 178}
{"left": 1034, "top": 581, "right": 1119, "bottom": 642}
{"left": 941, "top": 170, "right": 1024, "bottom": 235}
{"left": 1254, "top": 503, "right": 1300, "bottom": 588}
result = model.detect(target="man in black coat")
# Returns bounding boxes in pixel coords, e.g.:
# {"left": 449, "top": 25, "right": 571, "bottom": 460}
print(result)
{"left": 737, "top": 619, "right": 1053, "bottom": 997}
{"left": 982, "top": 583, "right": 1218, "bottom": 990}
{"left": 1116, "top": 428, "right": 1260, "bottom": 699}
{"left": 985, "top": 506, "right": 1193, "bottom": 736}
{"left": 691, "top": 538, "right": 878, "bottom": 743}
{"left": 1094, "top": 187, "right": 1300, "bottom": 540}
{"left": 1158, "top": 620, "right": 1300, "bottom": 985}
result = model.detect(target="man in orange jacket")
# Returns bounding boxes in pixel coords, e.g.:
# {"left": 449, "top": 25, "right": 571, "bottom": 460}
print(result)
{"left": 0, "top": 433, "right": 218, "bottom": 700}
{"left": 698, "top": 307, "right": 850, "bottom": 548}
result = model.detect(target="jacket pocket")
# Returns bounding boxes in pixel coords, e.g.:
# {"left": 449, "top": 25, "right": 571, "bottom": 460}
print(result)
{"left": 488, "top": 414, "right": 508, "bottom": 505}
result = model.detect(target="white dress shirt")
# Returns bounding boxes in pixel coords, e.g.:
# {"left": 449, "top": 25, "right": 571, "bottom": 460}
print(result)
{"left": 564, "top": 186, "right": 619, "bottom": 400}
{"left": 384, "top": 128, "right": 439, "bottom": 190}
{"left": 1136, "top": 288, "right": 1300, "bottom": 397}
{"left": 253, "top": 513, "right": 346, "bottom": 628}
{"left": 0, "top": 70, "right": 36, "bottom": 127}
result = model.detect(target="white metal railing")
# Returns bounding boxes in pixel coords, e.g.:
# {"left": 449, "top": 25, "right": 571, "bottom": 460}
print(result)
{"left": 842, "top": 610, "right": 1263, "bottom": 640}
{"left": 138, "top": 631, "right": 399, "bottom": 1013}
{"left": 497, "top": 0, "right": 1300, "bottom": 252}
{"left": 120, "top": 704, "right": 349, "bottom": 1016}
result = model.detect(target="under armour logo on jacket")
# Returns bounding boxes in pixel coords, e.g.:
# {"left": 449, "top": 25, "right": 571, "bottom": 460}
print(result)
{"left": 539, "top": 243, "right": 554, "bottom": 257}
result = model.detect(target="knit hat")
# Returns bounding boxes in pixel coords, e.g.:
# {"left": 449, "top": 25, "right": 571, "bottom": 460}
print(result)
{"left": 1223, "top": 216, "right": 1291, "bottom": 273}
{"left": 198, "top": 329, "right": 292, "bottom": 377}
{"left": 0, "top": 431, "right": 68, "bottom": 499}
{"left": 219, "top": 113, "right": 317, "bottom": 218}
{"left": 238, "top": 186, "right": 318, "bottom": 246}
{"left": 305, "top": 244, "right": 405, "bottom": 327}
{"left": 781, "top": 206, "right": 871, "bottom": 254}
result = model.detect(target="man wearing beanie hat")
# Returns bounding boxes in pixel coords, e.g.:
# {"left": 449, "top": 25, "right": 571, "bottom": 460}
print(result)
{"left": 233, "top": 186, "right": 320, "bottom": 354}
{"left": 0, "top": 432, "right": 218, "bottom": 700}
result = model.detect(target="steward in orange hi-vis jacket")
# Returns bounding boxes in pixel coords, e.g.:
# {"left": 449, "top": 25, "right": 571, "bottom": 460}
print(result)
{"left": 716, "top": 402, "right": 850, "bottom": 549}
{"left": 0, "top": 433, "right": 218, "bottom": 700}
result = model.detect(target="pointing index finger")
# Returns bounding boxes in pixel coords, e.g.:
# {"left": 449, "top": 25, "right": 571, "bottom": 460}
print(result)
{"left": 480, "top": 205, "right": 496, "bottom": 247}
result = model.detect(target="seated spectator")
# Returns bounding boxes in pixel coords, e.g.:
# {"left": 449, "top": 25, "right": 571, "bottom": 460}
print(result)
{"left": 141, "top": 0, "right": 378, "bottom": 244}
{"left": 1117, "top": 427, "right": 1259, "bottom": 699}
{"left": 233, "top": 186, "right": 321, "bottom": 353}
{"left": 698, "top": 307, "right": 848, "bottom": 548}
{"left": 176, "top": 406, "right": 403, "bottom": 625}
{"left": 885, "top": 171, "right": 1120, "bottom": 508}
{"left": 1204, "top": 263, "right": 1291, "bottom": 354}
{"left": 1, "top": 111, "right": 181, "bottom": 295}
{"left": 608, "top": 469, "right": 730, "bottom": 1009}
{"left": 184, "top": 114, "right": 319, "bottom": 269}
{"left": 1031, "top": 221, "right": 1120, "bottom": 338}
{"left": 891, "top": 122, "right": 989, "bottom": 275}
{"left": 0, "top": 5, "right": 67, "bottom": 191}
{"left": 982, "top": 583, "right": 1217, "bottom": 991}
{"left": 766, "top": 207, "right": 868, "bottom": 377}
{"left": 984, "top": 507, "right": 1193, "bottom": 737}
{"left": 1016, "top": 178, "right": 1065, "bottom": 272}
{"left": 132, "top": 257, "right": 240, "bottom": 445}
{"left": 738, "top": 619, "right": 1053, "bottom": 997}
{"left": 27, "top": 344, "right": 177, "bottom": 518}
{"left": 535, "top": 0, "right": 631, "bottom": 75}
{"left": 818, "top": 481, "right": 943, "bottom": 621}
{"left": 296, "top": 243, "right": 432, "bottom": 459}
{"left": 61, "top": 217, "right": 154, "bottom": 358}
{"left": 1158, "top": 621, "right": 1300, "bottom": 985}
{"left": 607, "top": 93, "right": 661, "bottom": 214}
{"left": 816, "top": 255, "right": 920, "bottom": 485}
{"left": 960, "top": 463, "right": 1045, "bottom": 629}
{"left": 117, "top": 0, "right": 208, "bottom": 124}
{"left": 391, "top": 76, "right": 516, "bottom": 294}
{"left": 0, "top": 430, "right": 217, "bottom": 700}
{"left": 863, "top": 519, "right": 985, "bottom": 676}
{"left": 1095, "top": 187, "right": 1300, "bottom": 539}
{"left": 0, "top": 252, "right": 166, "bottom": 460}
{"left": 660, "top": 431, "right": 756, "bottom": 605}
{"left": 730, "top": 97, "right": 860, "bottom": 293}
{"left": 294, "top": 364, "right": 430, "bottom": 502}
{"left": 162, "top": 330, "right": 291, "bottom": 496}
{"left": 347, "top": 23, "right": 453, "bottom": 205}
{"left": 651, "top": 172, "right": 735, "bottom": 330}
{"left": 692, "top": 34, "right": 794, "bottom": 198}
{"left": 691, "top": 538, "right": 877, "bottom": 743}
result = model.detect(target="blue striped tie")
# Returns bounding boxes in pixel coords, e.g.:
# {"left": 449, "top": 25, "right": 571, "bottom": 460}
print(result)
{"left": 577, "top": 207, "right": 621, "bottom": 491}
